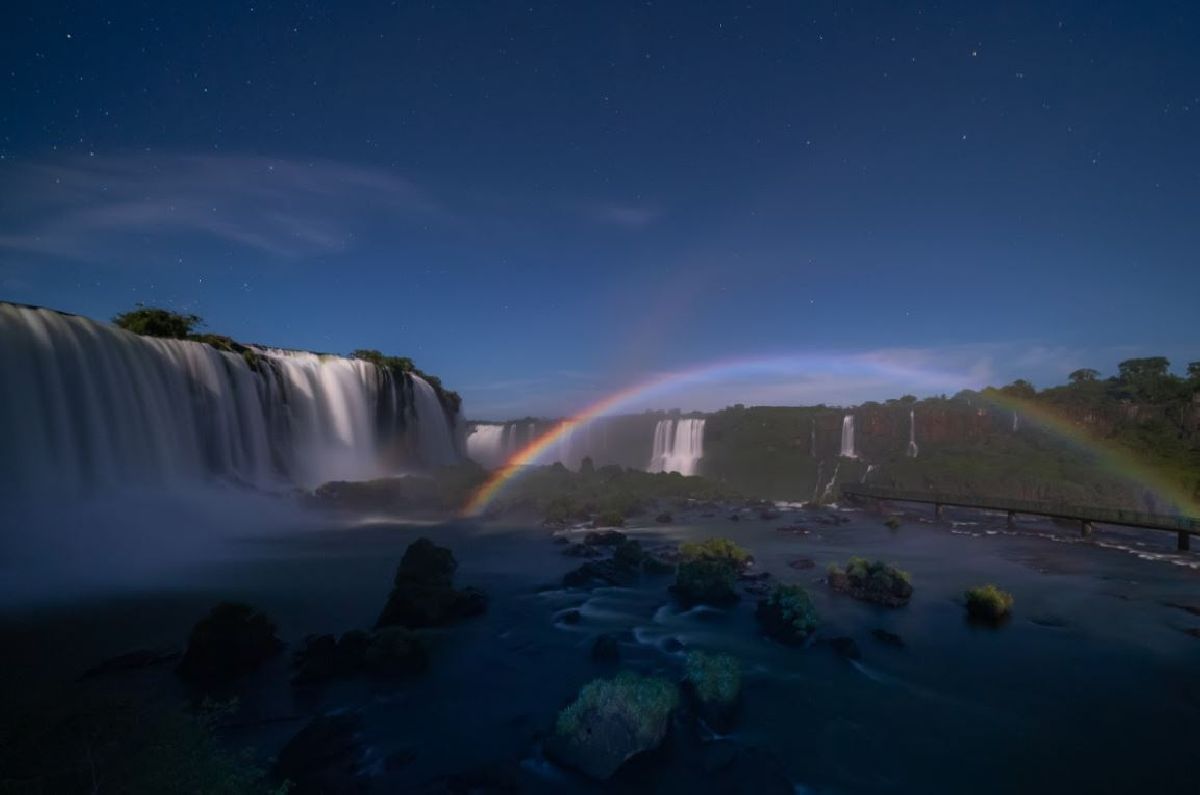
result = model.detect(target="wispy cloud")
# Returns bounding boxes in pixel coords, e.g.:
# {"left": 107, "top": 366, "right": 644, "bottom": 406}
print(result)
{"left": 0, "top": 154, "right": 443, "bottom": 260}
{"left": 582, "top": 202, "right": 662, "bottom": 229}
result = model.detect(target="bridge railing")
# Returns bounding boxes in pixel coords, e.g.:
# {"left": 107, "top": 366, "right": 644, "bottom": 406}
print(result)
{"left": 840, "top": 484, "right": 1200, "bottom": 535}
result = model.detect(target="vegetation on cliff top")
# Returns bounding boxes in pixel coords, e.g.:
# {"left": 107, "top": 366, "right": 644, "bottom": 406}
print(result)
{"left": 112, "top": 305, "right": 461, "bottom": 412}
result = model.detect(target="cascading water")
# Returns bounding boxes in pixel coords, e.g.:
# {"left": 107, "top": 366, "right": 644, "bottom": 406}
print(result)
{"left": 1012, "top": 412, "right": 1020, "bottom": 432}
{"left": 907, "top": 409, "right": 919, "bottom": 458}
{"left": 839, "top": 414, "right": 856, "bottom": 458}
{"left": 0, "top": 303, "right": 461, "bottom": 496}
{"left": 648, "top": 418, "right": 705, "bottom": 476}
{"left": 465, "top": 424, "right": 507, "bottom": 469}
{"left": 810, "top": 419, "right": 816, "bottom": 458}
{"left": 821, "top": 461, "right": 841, "bottom": 501}
{"left": 861, "top": 463, "right": 877, "bottom": 483}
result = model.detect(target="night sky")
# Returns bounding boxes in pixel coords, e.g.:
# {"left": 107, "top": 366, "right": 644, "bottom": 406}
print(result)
{"left": 2, "top": 2, "right": 1197, "bottom": 416}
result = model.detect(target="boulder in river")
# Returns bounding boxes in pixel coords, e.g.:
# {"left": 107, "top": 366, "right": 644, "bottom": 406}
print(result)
{"left": 545, "top": 672, "right": 679, "bottom": 780}
{"left": 376, "top": 538, "right": 487, "bottom": 629}
{"left": 827, "top": 557, "right": 913, "bottom": 607}
{"left": 274, "top": 713, "right": 367, "bottom": 795}
{"left": 756, "top": 584, "right": 819, "bottom": 645}
{"left": 683, "top": 650, "right": 741, "bottom": 733}
{"left": 177, "top": 602, "right": 283, "bottom": 684}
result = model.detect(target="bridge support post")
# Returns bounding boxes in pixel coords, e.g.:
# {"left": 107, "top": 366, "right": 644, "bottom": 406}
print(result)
{"left": 1007, "top": 510, "right": 1017, "bottom": 529}
{"left": 1179, "top": 531, "right": 1191, "bottom": 552}
{"left": 934, "top": 503, "right": 945, "bottom": 520}
{"left": 1080, "top": 520, "right": 1094, "bottom": 538}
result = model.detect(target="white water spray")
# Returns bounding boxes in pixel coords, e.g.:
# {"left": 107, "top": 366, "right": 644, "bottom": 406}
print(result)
{"left": 840, "top": 414, "right": 857, "bottom": 458}
{"left": 907, "top": 409, "right": 919, "bottom": 458}
{"left": 648, "top": 418, "right": 705, "bottom": 476}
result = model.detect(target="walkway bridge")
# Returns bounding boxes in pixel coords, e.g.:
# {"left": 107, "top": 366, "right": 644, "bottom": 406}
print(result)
{"left": 840, "top": 485, "right": 1199, "bottom": 551}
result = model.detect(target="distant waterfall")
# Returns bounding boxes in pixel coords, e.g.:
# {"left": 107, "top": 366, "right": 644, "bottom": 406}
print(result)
{"left": 861, "top": 463, "right": 877, "bottom": 483}
{"left": 821, "top": 462, "right": 841, "bottom": 502}
{"left": 1012, "top": 412, "right": 1020, "bottom": 432}
{"left": 839, "top": 414, "right": 856, "bottom": 458}
{"left": 465, "top": 424, "right": 508, "bottom": 469}
{"left": 648, "top": 418, "right": 705, "bottom": 476}
{"left": 906, "top": 409, "right": 919, "bottom": 458}
{"left": 809, "top": 420, "right": 816, "bottom": 458}
{"left": 0, "top": 303, "right": 461, "bottom": 496}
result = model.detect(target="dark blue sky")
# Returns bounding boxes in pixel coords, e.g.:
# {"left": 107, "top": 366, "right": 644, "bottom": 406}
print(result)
{"left": 2, "top": 1, "right": 1197, "bottom": 416}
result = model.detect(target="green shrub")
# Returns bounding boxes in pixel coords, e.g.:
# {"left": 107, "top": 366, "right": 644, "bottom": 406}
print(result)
{"left": 964, "top": 584, "right": 1014, "bottom": 622}
{"left": 684, "top": 651, "right": 741, "bottom": 706}
{"left": 113, "top": 305, "right": 203, "bottom": 339}
{"left": 679, "top": 537, "right": 750, "bottom": 568}
{"left": 556, "top": 672, "right": 679, "bottom": 745}
{"left": 827, "top": 557, "right": 912, "bottom": 607}
{"left": 884, "top": 515, "right": 901, "bottom": 529}
{"left": 756, "top": 583, "right": 819, "bottom": 644}
{"left": 674, "top": 558, "right": 739, "bottom": 605}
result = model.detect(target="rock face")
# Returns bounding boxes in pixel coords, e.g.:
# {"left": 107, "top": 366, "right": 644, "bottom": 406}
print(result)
{"left": 756, "top": 584, "right": 819, "bottom": 645}
{"left": 546, "top": 672, "right": 679, "bottom": 780}
{"left": 274, "top": 713, "right": 367, "bottom": 795}
{"left": 563, "top": 539, "right": 673, "bottom": 589}
{"left": 292, "top": 628, "right": 428, "bottom": 684}
{"left": 827, "top": 557, "right": 913, "bottom": 608}
{"left": 177, "top": 602, "right": 283, "bottom": 684}
{"left": 376, "top": 538, "right": 487, "bottom": 629}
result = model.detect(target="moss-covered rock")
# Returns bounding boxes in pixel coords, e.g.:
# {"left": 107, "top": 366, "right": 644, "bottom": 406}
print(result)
{"left": 671, "top": 537, "right": 752, "bottom": 606}
{"left": 546, "top": 672, "right": 680, "bottom": 780}
{"left": 756, "top": 584, "right": 819, "bottom": 645}
{"left": 177, "top": 602, "right": 283, "bottom": 684}
{"left": 292, "top": 628, "right": 427, "bottom": 684}
{"left": 964, "top": 584, "right": 1014, "bottom": 623}
{"left": 376, "top": 538, "right": 487, "bottom": 628}
{"left": 827, "top": 557, "right": 913, "bottom": 607}
{"left": 683, "top": 651, "right": 741, "bottom": 732}
{"left": 673, "top": 558, "right": 740, "bottom": 606}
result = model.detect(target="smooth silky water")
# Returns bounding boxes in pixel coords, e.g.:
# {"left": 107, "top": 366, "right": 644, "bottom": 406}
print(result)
{"left": 2, "top": 503, "right": 1196, "bottom": 794}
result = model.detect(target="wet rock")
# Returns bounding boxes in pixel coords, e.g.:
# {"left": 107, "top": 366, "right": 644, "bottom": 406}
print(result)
{"left": 81, "top": 648, "right": 180, "bottom": 679}
{"left": 884, "top": 515, "right": 902, "bottom": 530}
{"left": 177, "top": 602, "right": 283, "bottom": 684}
{"left": 787, "top": 557, "right": 816, "bottom": 570}
{"left": 729, "top": 513, "right": 741, "bottom": 522}
{"left": 584, "top": 529, "right": 628, "bottom": 546}
{"left": 559, "top": 609, "right": 583, "bottom": 625}
{"left": 827, "top": 636, "right": 862, "bottom": 660}
{"left": 759, "top": 508, "right": 780, "bottom": 520}
{"left": 739, "top": 570, "right": 773, "bottom": 597}
{"left": 591, "top": 633, "right": 620, "bottom": 663}
{"left": 376, "top": 538, "right": 488, "bottom": 629}
{"left": 293, "top": 629, "right": 427, "bottom": 684}
{"left": 656, "top": 512, "right": 673, "bottom": 524}
{"left": 1182, "top": 628, "right": 1200, "bottom": 640}
{"left": 870, "top": 628, "right": 905, "bottom": 648}
{"left": 776, "top": 524, "right": 811, "bottom": 535}
{"left": 563, "top": 558, "right": 639, "bottom": 589}
{"left": 562, "top": 542, "right": 603, "bottom": 558}
{"left": 274, "top": 713, "right": 367, "bottom": 795}
{"left": 1163, "top": 601, "right": 1200, "bottom": 617}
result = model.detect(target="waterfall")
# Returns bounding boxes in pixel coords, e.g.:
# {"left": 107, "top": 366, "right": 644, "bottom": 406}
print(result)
{"left": 648, "top": 418, "right": 705, "bottom": 476}
{"left": 839, "top": 414, "right": 856, "bottom": 458}
{"left": 812, "top": 461, "right": 824, "bottom": 503}
{"left": 1012, "top": 412, "right": 1020, "bottom": 432}
{"left": 465, "top": 423, "right": 510, "bottom": 469}
{"left": 861, "top": 463, "right": 877, "bottom": 483}
{"left": 0, "top": 303, "right": 461, "bottom": 496}
{"left": 821, "top": 462, "right": 841, "bottom": 502}
{"left": 906, "top": 409, "right": 919, "bottom": 458}
{"left": 809, "top": 419, "right": 816, "bottom": 458}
